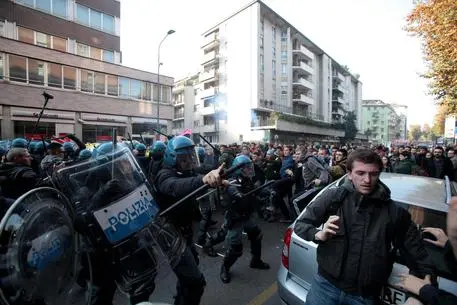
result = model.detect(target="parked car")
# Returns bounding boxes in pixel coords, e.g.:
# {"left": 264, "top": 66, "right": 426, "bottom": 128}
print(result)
{"left": 278, "top": 173, "right": 457, "bottom": 305}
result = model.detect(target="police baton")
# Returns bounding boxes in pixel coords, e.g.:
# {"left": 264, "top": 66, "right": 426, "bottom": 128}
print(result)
{"left": 241, "top": 180, "right": 275, "bottom": 198}
{"left": 198, "top": 134, "right": 221, "bottom": 155}
{"left": 152, "top": 128, "right": 174, "bottom": 140}
{"left": 27, "top": 91, "right": 53, "bottom": 146}
{"left": 159, "top": 162, "right": 249, "bottom": 216}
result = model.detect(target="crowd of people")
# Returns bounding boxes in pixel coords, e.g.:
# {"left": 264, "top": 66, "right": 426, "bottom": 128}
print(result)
{"left": 1, "top": 134, "right": 457, "bottom": 305}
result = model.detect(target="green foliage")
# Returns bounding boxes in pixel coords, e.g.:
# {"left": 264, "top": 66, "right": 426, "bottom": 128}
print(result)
{"left": 341, "top": 111, "right": 358, "bottom": 140}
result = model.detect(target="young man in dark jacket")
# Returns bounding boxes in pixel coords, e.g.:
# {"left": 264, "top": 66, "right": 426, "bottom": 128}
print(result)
{"left": 294, "top": 149, "right": 435, "bottom": 305}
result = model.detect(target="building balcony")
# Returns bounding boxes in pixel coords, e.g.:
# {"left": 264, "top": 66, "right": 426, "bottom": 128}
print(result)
{"left": 292, "top": 45, "right": 314, "bottom": 60}
{"left": 198, "top": 124, "right": 216, "bottom": 133}
{"left": 172, "top": 84, "right": 185, "bottom": 93}
{"left": 201, "top": 50, "right": 217, "bottom": 65}
{"left": 332, "top": 107, "right": 345, "bottom": 116}
{"left": 200, "top": 87, "right": 217, "bottom": 99}
{"left": 172, "top": 99, "right": 185, "bottom": 106}
{"left": 202, "top": 33, "right": 219, "bottom": 49}
{"left": 332, "top": 83, "right": 344, "bottom": 92}
{"left": 173, "top": 113, "right": 184, "bottom": 120}
{"left": 293, "top": 77, "right": 314, "bottom": 90}
{"left": 293, "top": 93, "right": 314, "bottom": 105}
{"left": 332, "top": 97, "right": 344, "bottom": 104}
{"left": 200, "top": 105, "right": 215, "bottom": 116}
{"left": 332, "top": 72, "right": 345, "bottom": 83}
{"left": 251, "top": 118, "right": 276, "bottom": 128}
{"left": 199, "top": 69, "right": 217, "bottom": 82}
{"left": 292, "top": 61, "right": 313, "bottom": 75}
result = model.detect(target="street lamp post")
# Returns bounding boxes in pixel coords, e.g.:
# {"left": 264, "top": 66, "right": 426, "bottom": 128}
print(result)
{"left": 157, "top": 29, "right": 175, "bottom": 136}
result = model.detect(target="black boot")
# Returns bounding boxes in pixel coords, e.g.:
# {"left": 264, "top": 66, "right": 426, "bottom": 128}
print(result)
{"left": 220, "top": 264, "right": 231, "bottom": 283}
{"left": 250, "top": 257, "right": 270, "bottom": 270}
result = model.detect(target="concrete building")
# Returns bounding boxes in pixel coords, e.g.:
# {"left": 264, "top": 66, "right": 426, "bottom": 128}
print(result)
{"left": 0, "top": 0, "right": 173, "bottom": 143}
{"left": 391, "top": 104, "right": 408, "bottom": 141}
{"left": 190, "top": 0, "right": 364, "bottom": 144}
{"left": 362, "top": 100, "right": 403, "bottom": 144}
{"left": 171, "top": 73, "right": 199, "bottom": 136}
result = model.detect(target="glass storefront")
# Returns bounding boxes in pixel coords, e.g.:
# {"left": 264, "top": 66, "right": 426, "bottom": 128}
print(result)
{"left": 14, "top": 121, "right": 56, "bottom": 139}
{"left": 82, "top": 125, "right": 125, "bottom": 143}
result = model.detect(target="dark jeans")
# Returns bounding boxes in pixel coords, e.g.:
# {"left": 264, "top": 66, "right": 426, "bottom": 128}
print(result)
{"left": 306, "top": 273, "right": 375, "bottom": 305}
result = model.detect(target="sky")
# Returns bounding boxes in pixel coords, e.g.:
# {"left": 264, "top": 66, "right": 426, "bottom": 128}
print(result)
{"left": 120, "top": 0, "right": 436, "bottom": 126}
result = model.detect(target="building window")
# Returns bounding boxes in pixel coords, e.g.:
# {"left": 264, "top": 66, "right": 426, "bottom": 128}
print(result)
{"left": 76, "top": 3, "right": 115, "bottom": 35}
{"left": 91, "top": 46, "right": 102, "bottom": 60}
{"left": 0, "top": 54, "right": 3, "bottom": 78}
{"left": 142, "top": 82, "right": 151, "bottom": 100}
{"left": 77, "top": 43, "right": 90, "bottom": 57}
{"left": 272, "top": 60, "right": 276, "bottom": 79}
{"left": 107, "top": 74, "right": 118, "bottom": 96}
{"left": 130, "top": 79, "right": 142, "bottom": 99}
{"left": 53, "top": 0, "right": 67, "bottom": 17}
{"left": 103, "top": 14, "right": 115, "bottom": 34}
{"left": 153, "top": 84, "right": 159, "bottom": 101}
{"left": 281, "top": 85, "right": 287, "bottom": 94}
{"left": 0, "top": 21, "right": 5, "bottom": 37}
{"left": 36, "top": 32, "right": 50, "bottom": 48}
{"left": 119, "top": 77, "right": 130, "bottom": 98}
{"left": 281, "top": 30, "right": 287, "bottom": 42}
{"left": 17, "top": 0, "right": 34, "bottom": 6}
{"left": 80, "top": 70, "right": 94, "bottom": 92}
{"left": 103, "top": 50, "right": 114, "bottom": 63}
{"left": 260, "top": 54, "right": 264, "bottom": 73}
{"left": 36, "top": 0, "right": 51, "bottom": 13}
{"left": 281, "top": 50, "right": 287, "bottom": 61}
{"left": 9, "top": 55, "right": 27, "bottom": 83}
{"left": 94, "top": 73, "right": 105, "bottom": 94}
{"left": 281, "top": 63, "right": 287, "bottom": 76}
{"left": 47, "top": 63, "right": 62, "bottom": 88}
{"left": 272, "top": 46, "right": 276, "bottom": 58}
{"left": 76, "top": 4, "right": 90, "bottom": 26}
{"left": 52, "top": 36, "right": 66, "bottom": 52}
{"left": 162, "top": 86, "right": 171, "bottom": 103}
{"left": 90, "top": 9, "right": 102, "bottom": 30}
{"left": 259, "top": 36, "right": 264, "bottom": 49}
{"left": 272, "top": 26, "right": 276, "bottom": 41}
{"left": 18, "top": 27, "right": 34, "bottom": 44}
{"left": 63, "top": 66, "right": 76, "bottom": 89}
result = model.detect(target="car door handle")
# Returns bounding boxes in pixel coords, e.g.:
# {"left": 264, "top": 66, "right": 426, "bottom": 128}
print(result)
{"left": 292, "top": 241, "right": 308, "bottom": 250}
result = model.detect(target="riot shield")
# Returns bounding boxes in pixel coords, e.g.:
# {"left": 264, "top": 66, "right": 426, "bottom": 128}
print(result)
{"left": 52, "top": 145, "right": 186, "bottom": 296}
{"left": 0, "top": 187, "right": 88, "bottom": 305}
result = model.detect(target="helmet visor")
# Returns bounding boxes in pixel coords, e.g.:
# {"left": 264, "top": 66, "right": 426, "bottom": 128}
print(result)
{"left": 175, "top": 147, "right": 200, "bottom": 172}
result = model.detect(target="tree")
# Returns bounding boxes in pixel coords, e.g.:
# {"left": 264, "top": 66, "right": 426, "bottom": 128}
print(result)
{"left": 406, "top": 0, "right": 457, "bottom": 108}
{"left": 422, "top": 123, "right": 432, "bottom": 139}
{"left": 342, "top": 111, "right": 358, "bottom": 140}
{"left": 409, "top": 124, "right": 423, "bottom": 141}
{"left": 432, "top": 103, "right": 448, "bottom": 136}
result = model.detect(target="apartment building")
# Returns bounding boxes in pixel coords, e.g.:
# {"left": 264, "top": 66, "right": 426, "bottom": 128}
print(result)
{"left": 362, "top": 100, "right": 404, "bottom": 144}
{"left": 0, "top": 0, "right": 173, "bottom": 142}
{"left": 191, "top": 0, "right": 364, "bottom": 144}
{"left": 171, "top": 73, "right": 199, "bottom": 136}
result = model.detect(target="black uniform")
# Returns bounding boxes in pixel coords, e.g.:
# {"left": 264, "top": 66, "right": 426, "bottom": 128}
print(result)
{"left": 154, "top": 166, "right": 206, "bottom": 305}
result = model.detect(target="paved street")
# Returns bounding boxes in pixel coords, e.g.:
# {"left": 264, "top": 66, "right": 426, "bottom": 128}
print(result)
{"left": 111, "top": 212, "right": 289, "bottom": 305}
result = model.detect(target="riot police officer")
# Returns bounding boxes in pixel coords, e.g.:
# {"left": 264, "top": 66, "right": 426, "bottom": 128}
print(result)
{"left": 154, "top": 136, "right": 226, "bottom": 305}
{"left": 148, "top": 141, "right": 166, "bottom": 184}
{"left": 220, "top": 155, "right": 270, "bottom": 284}
{"left": 135, "top": 143, "right": 149, "bottom": 174}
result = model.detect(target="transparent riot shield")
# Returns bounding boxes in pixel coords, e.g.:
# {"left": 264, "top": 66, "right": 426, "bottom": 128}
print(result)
{"left": 0, "top": 187, "right": 88, "bottom": 305}
{"left": 52, "top": 145, "right": 186, "bottom": 297}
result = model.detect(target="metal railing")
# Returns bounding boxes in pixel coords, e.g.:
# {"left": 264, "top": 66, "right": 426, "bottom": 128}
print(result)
{"left": 257, "top": 102, "right": 324, "bottom": 121}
